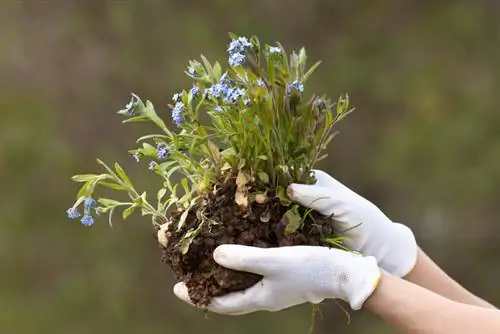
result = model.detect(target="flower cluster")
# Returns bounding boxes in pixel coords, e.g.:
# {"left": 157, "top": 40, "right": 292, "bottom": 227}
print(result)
{"left": 67, "top": 34, "right": 353, "bottom": 238}
{"left": 156, "top": 143, "right": 169, "bottom": 160}
{"left": 118, "top": 93, "right": 142, "bottom": 117}
{"left": 67, "top": 197, "right": 97, "bottom": 226}
{"left": 227, "top": 37, "right": 253, "bottom": 67}
{"left": 287, "top": 80, "right": 304, "bottom": 94}
{"left": 171, "top": 102, "right": 185, "bottom": 126}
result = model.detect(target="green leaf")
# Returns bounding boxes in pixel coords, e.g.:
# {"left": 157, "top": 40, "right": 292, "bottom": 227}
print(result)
{"left": 136, "top": 134, "right": 169, "bottom": 143}
{"left": 213, "top": 62, "right": 222, "bottom": 81}
{"left": 200, "top": 54, "right": 214, "bottom": 81}
{"left": 157, "top": 188, "right": 167, "bottom": 202}
{"left": 276, "top": 186, "right": 291, "bottom": 206}
{"left": 302, "top": 60, "right": 322, "bottom": 82}
{"left": 98, "top": 198, "right": 125, "bottom": 207}
{"left": 96, "top": 159, "right": 120, "bottom": 181}
{"left": 323, "top": 237, "right": 351, "bottom": 251}
{"left": 71, "top": 174, "right": 101, "bottom": 183}
{"left": 257, "top": 155, "right": 268, "bottom": 160}
{"left": 122, "top": 205, "right": 137, "bottom": 219}
{"left": 114, "top": 162, "right": 132, "bottom": 187}
{"left": 257, "top": 171, "right": 269, "bottom": 184}
{"left": 180, "top": 178, "right": 190, "bottom": 194}
{"left": 179, "top": 222, "right": 204, "bottom": 255}
{"left": 143, "top": 100, "right": 171, "bottom": 135}
{"left": 122, "top": 115, "right": 150, "bottom": 123}
{"left": 99, "top": 182, "right": 128, "bottom": 191}
{"left": 282, "top": 205, "right": 302, "bottom": 236}
{"left": 77, "top": 180, "right": 93, "bottom": 199}
{"left": 177, "top": 208, "right": 190, "bottom": 231}
{"left": 236, "top": 170, "right": 251, "bottom": 189}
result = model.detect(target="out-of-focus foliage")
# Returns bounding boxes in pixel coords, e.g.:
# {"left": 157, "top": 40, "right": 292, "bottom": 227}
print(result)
{"left": 0, "top": 1, "right": 499, "bottom": 333}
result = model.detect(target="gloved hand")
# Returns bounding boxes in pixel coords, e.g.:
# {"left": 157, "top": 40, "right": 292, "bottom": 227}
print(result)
{"left": 173, "top": 244, "right": 381, "bottom": 315}
{"left": 288, "top": 169, "right": 417, "bottom": 277}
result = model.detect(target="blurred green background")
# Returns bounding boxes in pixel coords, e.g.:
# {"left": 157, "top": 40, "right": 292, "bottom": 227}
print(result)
{"left": 1, "top": 1, "right": 499, "bottom": 333}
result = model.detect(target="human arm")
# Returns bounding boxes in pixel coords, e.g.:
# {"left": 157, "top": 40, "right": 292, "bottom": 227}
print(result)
{"left": 365, "top": 271, "right": 500, "bottom": 334}
{"left": 172, "top": 244, "right": 500, "bottom": 334}
{"left": 405, "top": 248, "right": 496, "bottom": 309}
{"left": 290, "top": 170, "right": 496, "bottom": 308}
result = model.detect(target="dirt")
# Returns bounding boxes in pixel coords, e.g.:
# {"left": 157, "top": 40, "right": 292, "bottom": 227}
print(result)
{"left": 159, "top": 181, "right": 337, "bottom": 307}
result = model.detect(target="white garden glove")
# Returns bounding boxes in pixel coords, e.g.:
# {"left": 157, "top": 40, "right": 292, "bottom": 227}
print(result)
{"left": 173, "top": 245, "right": 381, "bottom": 315}
{"left": 288, "top": 169, "right": 417, "bottom": 278}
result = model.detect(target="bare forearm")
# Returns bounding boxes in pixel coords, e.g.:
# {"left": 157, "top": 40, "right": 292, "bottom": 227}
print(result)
{"left": 365, "top": 272, "right": 500, "bottom": 334}
{"left": 405, "top": 248, "right": 495, "bottom": 309}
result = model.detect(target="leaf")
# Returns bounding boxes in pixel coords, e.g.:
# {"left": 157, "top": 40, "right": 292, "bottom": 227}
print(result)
{"left": 276, "top": 186, "right": 291, "bottom": 206}
{"left": 98, "top": 198, "right": 124, "bottom": 207}
{"left": 122, "top": 115, "right": 150, "bottom": 123}
{"left": 179, "top": 222, "right": 204, "bottom": 255}
{"left": 136, "top": 134, "right": 169, "bottom": 143}
{"left": 99, "top": 182, "right": 128, "bottom": 191}
{"left": 114, "top": 163, "right": 133, "bottom": 188}
{"left": 236, "top": 170, "right": 251, "bottom": 189}
{"left": 302, "top": 60, "right": 322, "bottom": 82}
{"left": 143, "top": 100, "right": 170, "bottom": 134}
{"left": 77, "top": 180, "right": 93, "bottom": 199}
{"left": 323, "top": 237, "right": 351, "bottom": 251}
{"left": 281, "top": 205, "right": 302, "bottom": 236}
{"left": 157, "top": 188, "right": 167, "bottom": 202}
{"left": 180, "top": 178, "right": 190, "bottom": 195}
{"left": 257, "top": 171, "right": 269, "bottom": 184}
{"left": 200, "top": 54, "right": 214, "bottom": 81}
{"left": 122, "top": 205, "right": 137, "bottom": 219}
{"left": 177, "top": 209, "right": 191, "bottom": 231}
{"left": 96, "top": 159, "right": 120, "bottom": 180}
{"left": 71, "top": 174, "right": 101, "bottom": 183}
{"left": 257, "top": 155, "right": 268, "bottom": 160}
{"left": 213, "top": 62, "right": 222, "bottom": 81}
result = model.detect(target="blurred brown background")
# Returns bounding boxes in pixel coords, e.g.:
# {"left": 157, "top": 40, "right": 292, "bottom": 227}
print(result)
{"left": 1, "top": 1, "right": 499, "bottom": 333}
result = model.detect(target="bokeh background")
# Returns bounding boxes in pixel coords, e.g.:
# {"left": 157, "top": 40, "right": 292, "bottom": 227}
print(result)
{"left": 1, "top": 1, "right": 499, "bottom": 333}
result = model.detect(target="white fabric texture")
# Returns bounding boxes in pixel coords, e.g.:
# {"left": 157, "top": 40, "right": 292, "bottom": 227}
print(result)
{"left": 288, "top": 169, "right": 418, "bottom": 278}
{"left": 173, "top": 245, "right": 381, "bottom": 314}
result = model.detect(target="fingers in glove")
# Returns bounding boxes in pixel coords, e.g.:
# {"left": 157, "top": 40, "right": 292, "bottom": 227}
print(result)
{"left": 286, "top": 183, "right": 335, "bottom": 215}
{"left": 214, "top": 244, "right": 279, "bottom": 276}
{"left": 173, "top": 281, "right": 265, "bottom": 315}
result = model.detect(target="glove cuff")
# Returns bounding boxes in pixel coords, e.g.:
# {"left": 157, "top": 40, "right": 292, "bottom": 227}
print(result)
{"left": 349, "top": 256, "right": 381, "bottom": 310}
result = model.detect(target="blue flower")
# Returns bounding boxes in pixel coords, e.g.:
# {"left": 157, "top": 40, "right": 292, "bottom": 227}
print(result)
{"left": 287, "top": 80, "right": 304, "bottom": 94}
{"left": 190, "top": 85, "right": 200, "bottom": 97}
{"left": 314, "top": 98, "right": 327, "bottom": 111}
{"left": 172, "top": 92, "right": 182, "bottom": 103}
{"left": 224, "top": 87, "right": 246, "bottom": 104}
{"left": 207, "top": 83, "right": 229, "bottom": 99}
{"left": 81, "top": 215, "right": 94, "bottom": 226}
{"left": 156, "top": 143, "right": 169, "bottom": 160}
{"left": 67, "top": 207, "right": 81, "bottom": 220}
{"left": 227, "top": 37, "right": 252, "bottom": 54}
{"left": 269, "top": 46, "right": 282, "bottom": 54}
{"left": 132, "top": 152, "right": 141, "bottom": 162}
{"left": 256, "top": 78, "right": 265, "bottom": 87}
{"left": 171, "top": 102, "right": 185, "bottom": 126}
{"left": 149, "top": 161, "right": 157, "bottom": 171}
{"left": 187, "top": 66, "right": 199, "bottom": 77}
{"left": 84, "top": 197, "right": 97, "bottom": 209}
{"left": 118, "top": 93, "right": 142, "bottom": 117}
{"left": 244, "top": 99, "right": 251, "bottom": 106}
{"left": 229, "top": 52, "right": 246, "bottom": 67}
